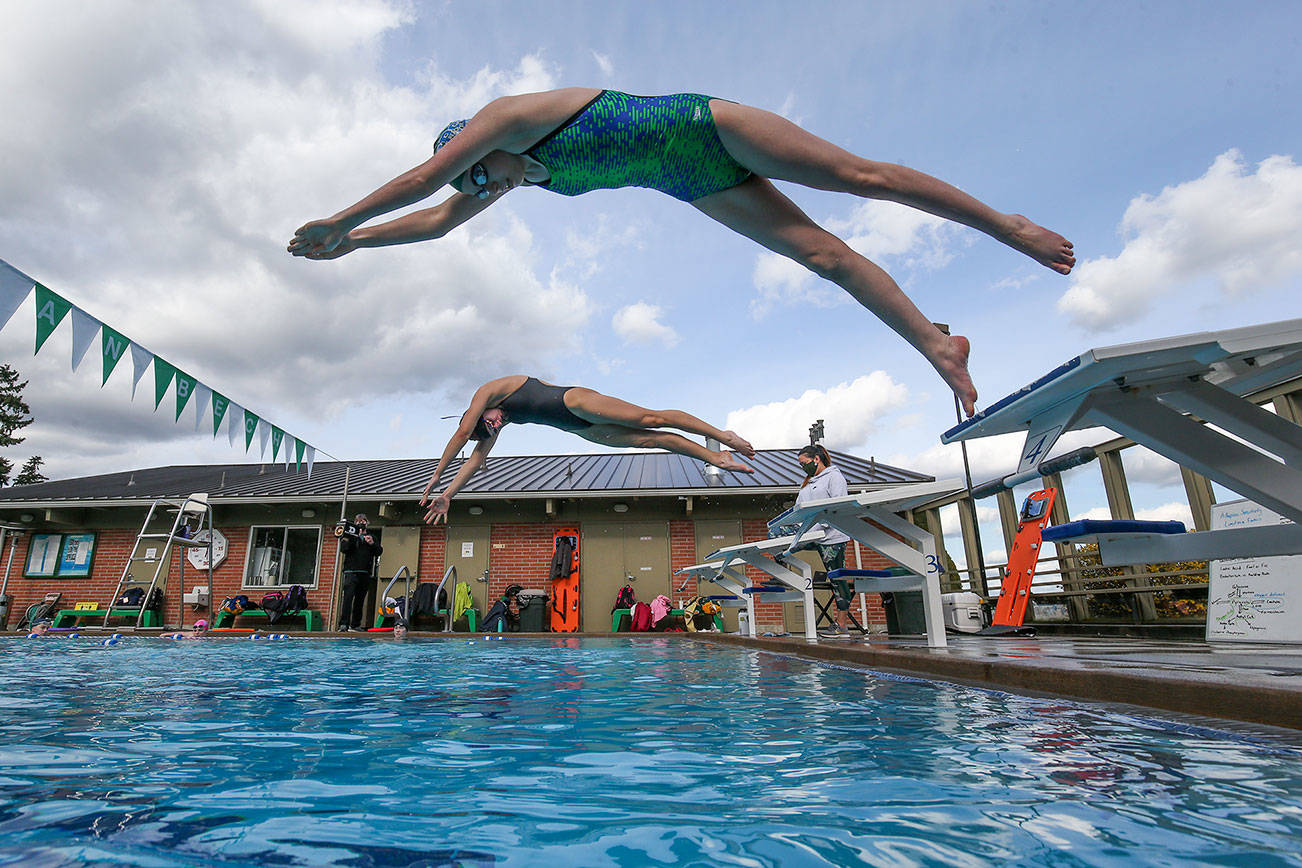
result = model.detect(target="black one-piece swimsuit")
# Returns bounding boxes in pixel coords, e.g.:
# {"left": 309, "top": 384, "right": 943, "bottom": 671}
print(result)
{"left": 497, "top": 378, "right": 592, "bottom": 432}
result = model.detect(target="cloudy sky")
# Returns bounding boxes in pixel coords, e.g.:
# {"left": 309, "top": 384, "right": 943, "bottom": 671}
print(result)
{"left": 2, "top": 0, "right": 1299, "bottom": 560}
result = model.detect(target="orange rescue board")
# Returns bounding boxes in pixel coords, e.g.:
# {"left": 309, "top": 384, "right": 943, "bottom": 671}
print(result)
{"left": 550, "top": 527, "right": 580, "bottom": 632}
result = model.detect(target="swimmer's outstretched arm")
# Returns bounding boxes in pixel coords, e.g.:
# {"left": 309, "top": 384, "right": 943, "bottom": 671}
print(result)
{"left": 289, "top": 101, "right": 519, "bottom": 257}
{"left": 422, "top": 435, "right": 496, "bottom": 525}
{"left": 419, "top": 383, "right": 505, "bottom": 517}
{"left": 300, "top": 192, "right": 497, "bottom": 260}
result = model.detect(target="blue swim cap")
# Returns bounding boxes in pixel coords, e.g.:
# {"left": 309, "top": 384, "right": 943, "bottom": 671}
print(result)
{"left": 435, "top": 120, "right": 470, "bottom": 192}
{"left": 434, "top": 119, "right": 468, "bottom": 154}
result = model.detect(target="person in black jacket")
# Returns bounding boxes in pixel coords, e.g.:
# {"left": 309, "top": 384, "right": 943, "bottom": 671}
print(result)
{"left": 338, "top": 513, "right": 382, "bottom": 632}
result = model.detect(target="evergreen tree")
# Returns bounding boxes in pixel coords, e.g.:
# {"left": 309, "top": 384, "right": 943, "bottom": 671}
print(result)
{"left": 14, "top": 456, "right": 47, "bottom": 486}
{"left": 0, "top": 364, "right": 40, "bottom": 487}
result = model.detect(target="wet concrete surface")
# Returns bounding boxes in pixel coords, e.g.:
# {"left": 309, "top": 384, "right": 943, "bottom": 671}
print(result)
{"left": 693, "top": 632, "right": 1302, "bottom": 730}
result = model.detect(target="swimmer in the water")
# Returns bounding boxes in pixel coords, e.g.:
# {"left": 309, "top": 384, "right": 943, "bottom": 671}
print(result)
{"left": 289, "top": 88, "right": 1075, "bottom": 416}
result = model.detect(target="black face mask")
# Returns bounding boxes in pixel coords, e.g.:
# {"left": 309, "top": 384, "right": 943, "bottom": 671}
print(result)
{"left": 799, "top": 461, "right": 817, "bottom": 477}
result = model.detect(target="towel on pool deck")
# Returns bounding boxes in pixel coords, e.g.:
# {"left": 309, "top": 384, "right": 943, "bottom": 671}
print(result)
{"left": 650, "top": 595, "right": 672, "bottom": 626}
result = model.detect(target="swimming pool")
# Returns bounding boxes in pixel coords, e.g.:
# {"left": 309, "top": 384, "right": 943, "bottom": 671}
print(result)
{"left": 1, "top": 637, "right": 1300, "bottom": 867}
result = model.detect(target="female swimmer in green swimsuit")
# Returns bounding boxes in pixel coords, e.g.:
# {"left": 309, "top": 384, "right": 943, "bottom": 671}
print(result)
{"left": 288, "top": 88, "right": 1075, "bottom": 416}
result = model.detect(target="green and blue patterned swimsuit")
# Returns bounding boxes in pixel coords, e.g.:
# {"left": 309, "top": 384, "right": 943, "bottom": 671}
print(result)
{"left": 525, "top": 91, "right": 753, "bottom": 202}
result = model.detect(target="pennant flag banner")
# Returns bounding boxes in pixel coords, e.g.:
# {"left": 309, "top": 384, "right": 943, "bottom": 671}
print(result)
{"left": 69, "top": 307, "right": 100, "bottom": 372}
{"left": 101, "top": 325, "right": 130, "bottom": 386}
{"left": 244, "top": 410, "right": 259, "bottom": 452}
{"left": 0, "top": 259, "right": 34, "bottom": 331}
{"left": 153, "top": 357, "right": 177, "bottom": 410}
{"left": 34, "top": 283, "right": 71, "bottom": 355}
{"left": 6, "top": 259, "right": 323, "bottom": 476}
{"left": 192, "top": 383, "right": 211, "bottom": 432}
{"left": 227, "top": 402, "right": 242, "bottom": 447}
{"left": 212, "top": 392, "right": 229, "bottom": 436}
{"left": 129, "top": 343, "right": 152, "bottom": 399}
{"left": 173, "top": 370, "right": 197, "bottom": 421}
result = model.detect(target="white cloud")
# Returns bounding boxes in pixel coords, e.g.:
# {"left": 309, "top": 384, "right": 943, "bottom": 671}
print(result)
{"left": 888, "top": 428, "right": 1112, "bottom": 486}
{"left": 611, "top": 302, "right": 680, "bottom": 348}
{"left": 591, "top": 51, "right": 614, "bottom": 77}
{"left": 0, "top": 1, "right": 587, "bottom": 478}
{"left": 1074, "top": 501, "right": 1194, "bottom": 529}
{"left": 725, "top": 373, "right": 910, "bottom": 450}
{"left": 563, "top": 214, "right": 645, "bottom": 278}
{"left": 1058, "top": 150, "right": 1302, "bottom": 330}
{"left": 749, "top": 200, "right": 964, "bottom": 317}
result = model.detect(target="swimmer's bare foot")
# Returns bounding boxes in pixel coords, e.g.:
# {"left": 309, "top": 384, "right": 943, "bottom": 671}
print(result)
{"left": 718, "top": 430, "right": 755, "bottom": 457}
{"left": 713, "top": 451, "right": 755, "bottom": 474}
{"left": 1004, "top": 214, "right": 1075, "bottom": 275}
{"left": 933, "top": 334, "right": 978, "bottom": 418}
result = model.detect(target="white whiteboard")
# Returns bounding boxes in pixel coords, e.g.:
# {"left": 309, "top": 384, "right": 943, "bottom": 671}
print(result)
{"left": 1206, "top": 499, "right": 1299, "bottom": 643}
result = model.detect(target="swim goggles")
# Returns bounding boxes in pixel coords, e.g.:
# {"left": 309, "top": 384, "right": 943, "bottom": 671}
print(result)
{"left": 469, "top": 163, "right": 490, "bottom": 199}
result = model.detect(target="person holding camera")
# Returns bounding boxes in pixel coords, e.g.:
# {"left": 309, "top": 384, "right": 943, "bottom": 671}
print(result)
{"left": 338, "top": 513, "right": 382, "bottom": 632}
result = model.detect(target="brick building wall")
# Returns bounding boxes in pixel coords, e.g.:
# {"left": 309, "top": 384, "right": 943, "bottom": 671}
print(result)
{"left": 3, "top": 512, "right": 897, "bottom": 633}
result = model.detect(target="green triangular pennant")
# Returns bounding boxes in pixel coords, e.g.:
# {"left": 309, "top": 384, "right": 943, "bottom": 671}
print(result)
{"left": 271, "top": 426, "right": 284, "bottom": 461}
{"left": 34, "top": 283, "right": 71, "bottom": 355}
{"left": 174, "top": 370, "right": 197, "bottom": 421}
{"left": 244, "top": 410, "right": 259, "bottom": 452}
{"left": 153, "top": 357, "right": 177, "bottom": 410}
{"left": 100, "top": 325, "right": 130, "bottom": 386}
{"left": 295, "top": 439, "right": 306, "bottom": 472}
{"left": 211, "top": 392, "right": 229, "bottom": 436}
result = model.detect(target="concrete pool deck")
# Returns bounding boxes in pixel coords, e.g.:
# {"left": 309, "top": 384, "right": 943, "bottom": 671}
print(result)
{"left": 693, "top": 633, "right": 1302, "bottom": 731}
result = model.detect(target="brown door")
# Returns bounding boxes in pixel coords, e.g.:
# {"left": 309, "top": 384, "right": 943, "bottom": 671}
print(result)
{"left": 444, "top": 524, "right": 492, "bottom": 618}
{"left": 580, "top": 524, "right": 623, "bottom": 632}
{"left": 375, "top": 526, "right": 421, "bottom": 627}
{"left": 580, "top": 522, "right": 670, "bottom": 631}
{"left": 623, "top": 521, "right": 671, "bottom": 606}
{"left": 694, "top": 520, "right": 741, "bottom": 631}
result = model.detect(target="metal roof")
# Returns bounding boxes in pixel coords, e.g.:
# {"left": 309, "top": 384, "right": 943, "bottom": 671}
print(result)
{"left": 0, "top": 449, "right": 932, "bottom": 507}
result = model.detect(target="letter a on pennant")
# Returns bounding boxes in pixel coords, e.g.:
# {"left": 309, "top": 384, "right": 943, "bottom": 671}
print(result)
{"left": 34, "top": 283, "right": 71, "bottom": 355}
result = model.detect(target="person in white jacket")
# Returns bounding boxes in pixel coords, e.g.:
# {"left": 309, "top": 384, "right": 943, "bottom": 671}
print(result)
{"left": 791, "top": 445, "right": 856, "bottom": 637}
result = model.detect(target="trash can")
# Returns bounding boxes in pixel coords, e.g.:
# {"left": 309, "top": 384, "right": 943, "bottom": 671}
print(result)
{"left": 881, "top": 591, "right": 927, "bottom": 636}
{"left": 517, "top": 590, "right": 549, "bottom": 632}
{"left": 0, "top": 594, "right": 10, "bottom": 630}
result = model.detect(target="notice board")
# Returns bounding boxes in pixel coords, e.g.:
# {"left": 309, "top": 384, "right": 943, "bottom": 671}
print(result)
{"left": 1206, "top": 499, "right": 1299, "bottom": 643}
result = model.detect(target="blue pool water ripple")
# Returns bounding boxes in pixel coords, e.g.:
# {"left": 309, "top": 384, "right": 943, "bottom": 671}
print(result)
{"left": 0, "top": 637, "right": 1299, "bottom": 866}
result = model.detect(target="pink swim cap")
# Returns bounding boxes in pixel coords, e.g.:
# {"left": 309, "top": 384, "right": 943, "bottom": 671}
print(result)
{"left": 193, "top": 619, "right": 209, "bottom": 630}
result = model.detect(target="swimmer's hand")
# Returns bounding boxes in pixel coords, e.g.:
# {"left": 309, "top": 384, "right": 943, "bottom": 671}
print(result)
{"left": 303, "top": 234, "right": 357, "bottom": 261}
{"left": 288, "top": 218, "right": 348, "bottom": 258}
{"left": 422, "top": 492, "right": 451, "bottom": 526}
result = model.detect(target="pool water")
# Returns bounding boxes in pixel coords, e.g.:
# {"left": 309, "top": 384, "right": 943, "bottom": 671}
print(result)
{"left": 1, "top": 637, "right": 1300, "bottom": 867}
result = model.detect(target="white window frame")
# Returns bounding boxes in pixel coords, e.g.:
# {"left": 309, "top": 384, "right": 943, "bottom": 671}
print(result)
{"left": 242, "top": 525, "right": 322, "bottom": 589}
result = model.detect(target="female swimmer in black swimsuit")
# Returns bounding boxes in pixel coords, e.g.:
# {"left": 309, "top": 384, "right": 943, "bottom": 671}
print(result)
{"left": 419, "top": 375, "right": 755, "bottom": 525}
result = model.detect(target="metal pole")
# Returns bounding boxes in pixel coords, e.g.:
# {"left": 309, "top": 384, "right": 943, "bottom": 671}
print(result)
{"left": 326, "top": 465, "right": 350, "bottom": 631}
{"left": 935, "top": 322, "right": 988, "bottom": 596}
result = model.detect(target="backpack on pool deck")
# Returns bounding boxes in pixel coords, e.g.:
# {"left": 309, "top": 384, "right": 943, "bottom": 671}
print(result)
{"left": 285, "top": 584, "right": 308, "bottom": 613}
{"left": 630, "top": 601, "right": 653, "bottom": 632}
{"left": 118, "top": 587, "right": 145, "bottom": 607}
{"left": 261, "top": 592, "right": 289, "bottom": 624}
{"left": 611, "top": 585, "right": 636, "bottom": 612}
